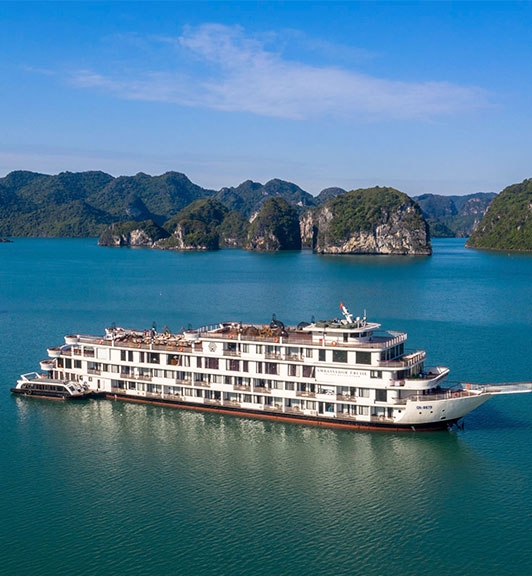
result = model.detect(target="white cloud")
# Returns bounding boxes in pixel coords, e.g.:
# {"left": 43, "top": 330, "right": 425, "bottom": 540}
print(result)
{"left": 69, "top": 23, "right": 489, "bottom": 121}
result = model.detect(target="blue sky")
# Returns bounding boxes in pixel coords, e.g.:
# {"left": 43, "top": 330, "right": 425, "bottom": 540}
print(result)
{"left": 2, "top": 1, "right": 532, "bottom": 196}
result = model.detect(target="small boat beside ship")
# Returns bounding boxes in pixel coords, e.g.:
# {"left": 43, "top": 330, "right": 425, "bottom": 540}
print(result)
{"left": 12, "top": 303, "right": 532, "bottom": 430}
{"left": 12, "top": 372, "right": 94, "bottom": 400}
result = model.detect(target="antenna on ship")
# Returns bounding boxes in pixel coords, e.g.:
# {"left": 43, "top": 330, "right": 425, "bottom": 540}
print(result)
{"left": 340, "top": 302, "right": 353, "bottom": 323}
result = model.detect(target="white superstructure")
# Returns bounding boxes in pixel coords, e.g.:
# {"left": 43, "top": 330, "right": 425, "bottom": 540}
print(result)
{"left": 16, "top": 303, "right": 532, "bottom": 430}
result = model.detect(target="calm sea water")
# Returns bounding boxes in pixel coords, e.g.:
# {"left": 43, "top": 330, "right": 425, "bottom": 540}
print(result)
{"left": 1, "top": 239, "right": 532, "bottom": 575}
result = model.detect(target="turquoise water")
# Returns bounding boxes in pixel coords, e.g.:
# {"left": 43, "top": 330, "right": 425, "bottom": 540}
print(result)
{"left": 1, "top": 239, "right": 532, "bottom": 575}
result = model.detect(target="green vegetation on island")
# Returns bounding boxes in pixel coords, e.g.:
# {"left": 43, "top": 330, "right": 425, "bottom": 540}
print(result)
{"left": 160, "top": 199, "right": 230, "bottom": 250}
{"left": 310, "top": 187, "right": 431, "bottom": 255}
{"left": 246, "top": 197, "right": 302, "bottom": 251}
{"left": 466, "top": 179, "right": 532, "bottom": 251}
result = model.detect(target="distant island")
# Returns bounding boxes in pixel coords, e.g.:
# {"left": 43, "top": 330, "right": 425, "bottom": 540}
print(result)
{"left": 5, "top": 168, "right": 530, "bottom": 253}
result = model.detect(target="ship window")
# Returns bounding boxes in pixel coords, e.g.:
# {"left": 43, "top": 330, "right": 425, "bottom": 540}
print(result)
{"left": 288, "top": 364, "right": 297, "bottom": 377}
{"left": 332, "top": 350, "right": 347, "bottom": 363}
{"left": 197, "top": 357, "right": 202, "bottom": 368}
{"left": 358, "top": 405, "right": 369, "bottom": 415}
{"left": 305, "top": 348, "right": 313, "bottom": 358}
{"left": 256, "top": 362, "right": 263, "bottom": 373}
{"left": 358, "top": 388, "right": 370, "bottom": 398}
{"left": 265, "top": 362, "right": 278, "bottom": 375}
{"left": 242, "top": 360, "right": 249, "bottom": 372}
{"left": 370, "top": 370, "right": 382, "bottom": 379}
{"left": 285, "top": 382, "right": 295, "bottom": 391}
{"left": 65, "top": 358, "right": 72, "bottom": 369}
{"left": 205, "top": 357, "right": 219, "bottom": 370}
{"left": 241, "top": 344, "right": 249, "bottom": 353}
{"left": 139, "top": 352, "right": 145, "bottom": 363}
{"left": 228, "top": 359, "right": 240, "bottom": 371}
{"left": 356, "top": 351, "right": 371, "bottom": 365}
{"left": 150, "top": 353, "right": 160, "bottom": 364}
{"left": 128, "top": 351, "right": 134, "bottom": 362}
{"left": 121, "top": 350, "right": 126, "bottom": 361}
{"left": 74, "top": 360, "right": 81, "bottom": 369}
{"left": 318, "top": 349, "right": 326, "bottom": 362}
{"left": 376, "top": 389, "right": 387, "bottom": 402}
{"left": 256, "top": 345, "right": 263, "bottom": 354}
{"left": 302, "top": 366, "right": 314, "bottom": 378}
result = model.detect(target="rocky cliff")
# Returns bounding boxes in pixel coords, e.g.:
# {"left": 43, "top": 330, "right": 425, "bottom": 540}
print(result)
{"left": 98, "top": 220, "right": 169, "bottom": 247}
{"left": 304, "top": 187, "right": 431, "bottom": 255}
{"left": 245, "top": 197, "right": 302, "bottom": 251}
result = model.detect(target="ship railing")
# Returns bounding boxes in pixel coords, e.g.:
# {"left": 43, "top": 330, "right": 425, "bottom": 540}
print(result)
{"left": 284, "top": 354, "right": 304, "bottom": 362}
{"left": 204, "top": 398, "right": 222, "bottom": 406}
{"left": 337, "top": 393, "right": 356, "bottom": 402}
{"left": 223, "top": 350, "right": 241, "bottom": 357}
{"left": 394, "top": 387, "right": 470, "bottom": 404}
{"left": 378, "top": 350, "right": 426, "bottom": 368}
{"left": 87, "top": 368, "right": 101, "bottom": 376}
{"left": 296, "top": 390, "right": 316, "bottom": 398}
{"left": 233, "top": 384, "right": 251, "bottom": 392}
{"left": 285, "top": 406, "right": 304, "bottom": 415}
{"left": 224, "top": 400, "right": 241, "bottom": 408}
{"left": 263, "top": 403, "right": 283, "bottom": 412}
{"left": 194, "top": 381, "right": 211, "bottom": 388}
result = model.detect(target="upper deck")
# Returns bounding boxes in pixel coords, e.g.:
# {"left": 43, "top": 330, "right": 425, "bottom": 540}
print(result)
{"left": 63, "top": 321, "right": 406, "bottom": 353}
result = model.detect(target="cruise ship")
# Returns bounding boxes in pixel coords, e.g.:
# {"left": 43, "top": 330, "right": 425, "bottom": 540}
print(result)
{"left": 12, "top": 303, "right": 532, "bottom": 430}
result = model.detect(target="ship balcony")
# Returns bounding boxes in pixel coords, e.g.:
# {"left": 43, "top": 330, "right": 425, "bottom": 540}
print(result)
{"left": 204, "top": 398, "right": 222, "bottom": 406}
{"left": 337, "top": 393, "right": 356, "bottom": 402}
{"left": 47, "top": 347, "right": 62, "bottom": 358}
{"left": 40, "top": 360, "right": 55, "bottom": 372}
{"left": 233, "top": 384, "right": 251, "bottom": 392}
{"left": 378, "top": 350, "right": 426, "bottom": 368}
{"left": 253, "top": 386, "right": 271, "bottom": 394}
{"left": 194, "top": 381, "right": 211, "bottom": 388}
{"left": 263, "top": 403, "right": 283, "bottom": 413}
{"left": 224, "top": 400, "right": 241, "bottom": 408}
{"left": 296, "top": 390, "right": 316, "bottom": 398}
{"left": 394, "top": 366, "right": 450, "bottom": 389}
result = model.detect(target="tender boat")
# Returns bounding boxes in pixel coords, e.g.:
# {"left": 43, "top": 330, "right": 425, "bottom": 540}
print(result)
{"left": 11, "top": 372, "right": 94, "bottom": 400}
{"left": 14, "top": 303, "right": 532, "bottom": 429}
